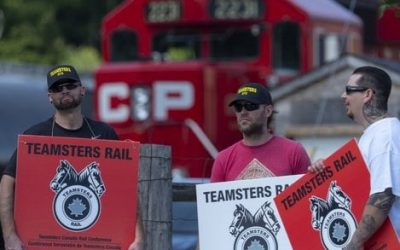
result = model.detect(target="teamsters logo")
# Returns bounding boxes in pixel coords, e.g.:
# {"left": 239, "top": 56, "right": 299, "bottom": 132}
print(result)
{"left": 229, "top": 201, "right": 280, "bottom": 250}
{"left": 50, "top": 160, "right": 106, "bottom": 231}
{"left": 309, "top": 181, "right": 357, "bottom": 250}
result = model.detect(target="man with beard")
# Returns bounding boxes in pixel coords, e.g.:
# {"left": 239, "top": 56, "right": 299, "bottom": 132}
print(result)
{"left": 309, "top": 66, "right": 399, "bottom": 248}
{"left": 210, "top": 82, "right": 311, "bottom": 182}
{"left": 0, "top": 65, "right": 144, "bottom": 250}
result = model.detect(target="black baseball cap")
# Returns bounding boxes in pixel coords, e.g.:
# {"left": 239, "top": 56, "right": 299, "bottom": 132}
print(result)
{"left": 229, "top": 83, "right": 273, "bottom": 106}
{"left": 47, "top": 65, "right": 81, "bottom": 89}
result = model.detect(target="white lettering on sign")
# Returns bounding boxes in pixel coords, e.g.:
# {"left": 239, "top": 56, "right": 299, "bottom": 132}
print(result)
{"left": 154, "top": 81, "right": 194, "bottom": 121}
{"left": 98, "top": 83, "right": 129, "bottom": 123}
{"left": 98, "top": 81, "right": 194, "bottom": 123}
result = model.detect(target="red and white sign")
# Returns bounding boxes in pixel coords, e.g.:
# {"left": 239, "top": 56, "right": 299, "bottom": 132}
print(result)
{"left": 98, "top": 81, "right": 194, "bottom": 123}
{"left": 15, "top": 135, "right": 140, "bottom": 250}
{"left": 196, "top": 175, "right": 302, "bottom": 250}
{"left": 274, "top": 139, "right": 399, "bottom": 250}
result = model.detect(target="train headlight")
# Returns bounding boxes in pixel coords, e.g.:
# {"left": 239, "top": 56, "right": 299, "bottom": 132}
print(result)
{"left": 131, "top": 87, "right": 150, "bottom": 121}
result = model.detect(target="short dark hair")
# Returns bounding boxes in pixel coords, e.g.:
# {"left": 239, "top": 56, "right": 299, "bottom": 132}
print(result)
{"left": 353, "top": 66, "right": 392, "bottom": 112}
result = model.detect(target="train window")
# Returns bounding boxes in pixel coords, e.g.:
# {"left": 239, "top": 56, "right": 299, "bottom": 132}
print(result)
{"left": 273, "top": 22, "right": 300, "bottom": 73}
{"left": 318, "top": 34, "right": 340, "bottom": 65}
{"left": 210, "top": 28, "right": 259, "bottom": 60}
{"left": 152, "top": 31, "right": 200, "bottom": 61}
{"left": 110, "top": 30, "right": 138, "bottom": 62}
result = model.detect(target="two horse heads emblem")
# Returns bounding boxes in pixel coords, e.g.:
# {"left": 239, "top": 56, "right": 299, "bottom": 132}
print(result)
{"left": 51, "top": 160, "right": 106, "bottom": 231}
{"left": 229, "top": 201, "right": 280, "bottom": 237}
{"left": 229, "top": 201, "right": 281, "bottom": 249}
{"left": 50, "top": 160, "right": 105, "bottom": 197}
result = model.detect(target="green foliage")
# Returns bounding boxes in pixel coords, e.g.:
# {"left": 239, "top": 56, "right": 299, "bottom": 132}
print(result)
{"left": 379, "top": 0, "right": 400, "bottom": 18}
{"left": 0, "top": 0, "right": 122, "bottom": 67}
{"left": 62, "top": 46, "right": 102, "bottom": 71}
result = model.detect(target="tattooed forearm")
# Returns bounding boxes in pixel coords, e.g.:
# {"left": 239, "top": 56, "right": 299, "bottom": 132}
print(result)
{"left": 367, "top": 188, "right": 395, "bottom": 215}
{"left": 345, "top": 188, "right": 394, "bottom": 249}
{"left": 361, "top": 214, "right": 376, "bottom": 234}
{"left": 343, "top": 241, "right": 362, "bottom": 250}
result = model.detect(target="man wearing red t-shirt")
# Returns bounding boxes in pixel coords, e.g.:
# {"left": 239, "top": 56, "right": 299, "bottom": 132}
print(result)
{"left": 211, "top": 83, "right": 310, "bottom": 182}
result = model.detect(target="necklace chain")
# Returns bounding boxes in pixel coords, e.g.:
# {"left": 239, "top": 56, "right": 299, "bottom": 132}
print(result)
{"left": 51, "top": 116, "right": 96, "bottom": 138}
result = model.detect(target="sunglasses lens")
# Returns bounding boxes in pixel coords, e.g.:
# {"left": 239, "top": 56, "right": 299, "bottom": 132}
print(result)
{"left": 65, "top": 84, "right": 78, "bottom": 90}
{"left": 233, "top": 103, "right": 260, "bottom": 112}
{"left": 345, "top": 86, "right": 368, "bottom": 95}
{"left": 233, "top": 103, "right": 243, "bottom": 112}
{"left": 50, "top": 83, "right": 79, "bottom": 93}
{"left": 51, "top": 86, "right": 62, "bottom": 93}
{"left": 244, "top": 103, "right": 259, "bottom": 111}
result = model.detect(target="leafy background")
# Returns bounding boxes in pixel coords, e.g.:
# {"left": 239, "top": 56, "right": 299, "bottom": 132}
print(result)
{"left": 0, "top": 0, "right": 398, "bottom": 71}
{"left": 0, "top": 0, "right": 122, "bottom": 70}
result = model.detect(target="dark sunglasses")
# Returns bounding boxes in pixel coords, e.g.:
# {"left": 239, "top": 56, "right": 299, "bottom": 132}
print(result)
{"left": 345, "top": 85, "right": 369, "bottom": 95}
{"left": 233, "top": 102, "right": 260, "bottom": 112}
{"left": 50, "top": 83, "right": 80, "bottom": 93}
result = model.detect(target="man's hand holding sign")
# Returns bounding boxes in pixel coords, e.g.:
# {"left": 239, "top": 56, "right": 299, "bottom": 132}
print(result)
{"left": 275, "top": 139, "right": 399, "bottom": 250}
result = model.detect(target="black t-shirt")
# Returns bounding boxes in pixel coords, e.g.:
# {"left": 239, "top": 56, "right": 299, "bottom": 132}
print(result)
{"left": 3, "top": 117, "right": 119, "bottom": 177}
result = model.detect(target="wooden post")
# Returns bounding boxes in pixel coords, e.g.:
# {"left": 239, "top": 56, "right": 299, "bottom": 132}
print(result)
{"left": 138, "top": 144, "right": 172, "bottom": 250}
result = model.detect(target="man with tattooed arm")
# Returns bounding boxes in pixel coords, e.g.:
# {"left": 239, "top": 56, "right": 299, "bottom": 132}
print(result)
{"left": 309, "top": 66, "right": 400, "bottom": 249}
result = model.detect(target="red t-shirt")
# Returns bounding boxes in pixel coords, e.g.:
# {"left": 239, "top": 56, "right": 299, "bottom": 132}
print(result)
{"left": 210, "top": 136, "right": 310, "bottom": 182}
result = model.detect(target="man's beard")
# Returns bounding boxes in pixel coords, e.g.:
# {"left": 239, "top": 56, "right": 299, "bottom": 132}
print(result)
{"left": 239, "top": 121, "right": 264, "bottom": 137}
{"left": 53, "top": 96, "right": 81, "bottom": 110}
{"left": 347, "top": 112, "right": 354, "bottom": 120}
{"left": 345, "top": 106, "right": 354, "bottom": 120}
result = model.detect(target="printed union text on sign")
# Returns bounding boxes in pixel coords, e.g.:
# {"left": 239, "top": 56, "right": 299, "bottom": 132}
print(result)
{"left": 14, "top": 135, "right": 140, "bottom": 250}
{"left": 274, "top": 139, "right": 399, "bottom": 250}
{"left": 196, "top": 175, "right": 302, "bottom": 250}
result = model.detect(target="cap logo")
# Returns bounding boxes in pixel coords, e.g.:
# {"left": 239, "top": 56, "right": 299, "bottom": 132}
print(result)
{"left": 49, "top": 67, "right": 73, "bottom": 77}
{"left": 238, "top": 86, "right": 257, "bottom": 96}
